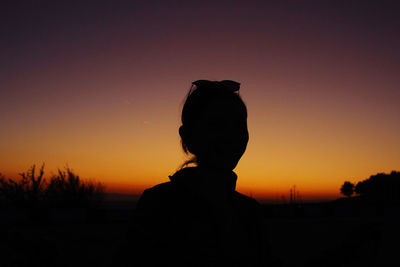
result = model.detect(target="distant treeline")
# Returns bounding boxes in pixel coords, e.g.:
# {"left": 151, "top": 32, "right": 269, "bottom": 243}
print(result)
{"left": 340, "top": 171, "right": 400, "bottom": 202}
{"left": 0, "top": 164, "right": 105, "bottom": 209}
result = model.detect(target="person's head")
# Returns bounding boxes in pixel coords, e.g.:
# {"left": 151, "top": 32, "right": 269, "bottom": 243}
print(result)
{"left": 179, "top": 80, "right": 249, "bottom": 171}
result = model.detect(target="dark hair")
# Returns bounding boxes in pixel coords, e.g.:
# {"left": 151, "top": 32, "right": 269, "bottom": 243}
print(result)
{"left": 179, "top": 80, "right": 247, "bottom": 168}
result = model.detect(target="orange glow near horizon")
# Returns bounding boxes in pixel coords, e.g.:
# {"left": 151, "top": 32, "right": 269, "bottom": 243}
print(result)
{"left": 1, "top": 77, "right": 399, "bottom": 202}
{"left": 1, "top": 1, "right": 399, "bottom": 202}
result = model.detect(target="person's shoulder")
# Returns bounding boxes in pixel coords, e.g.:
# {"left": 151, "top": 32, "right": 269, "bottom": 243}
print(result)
{"left": 233, "top": 191, "right": 261, "bottom": 209}
{"left": 136, "top": 181, "right": 181, "bottom": 210}
{"left": 140, "top": 181, "right": 176, "bottom": 200}
{"left": 233, "top": 192, "right": 262, "bottom": 222}
{"left": 144, "top": 181, "right": 177, "bottom": 195}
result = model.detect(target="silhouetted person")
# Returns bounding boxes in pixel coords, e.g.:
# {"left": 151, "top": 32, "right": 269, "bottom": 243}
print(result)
{"left": 114, "top": 80, "right": 269, "bottom": 266}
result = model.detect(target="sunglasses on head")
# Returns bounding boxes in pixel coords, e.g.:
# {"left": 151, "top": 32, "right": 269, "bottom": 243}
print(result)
{"left": 192, "top": 80, "right": 240, "bottom": 92}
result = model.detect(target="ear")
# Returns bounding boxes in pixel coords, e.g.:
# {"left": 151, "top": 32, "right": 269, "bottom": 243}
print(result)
{"left": 179, "top": 125, "right": 197, "bottom": 154}
{"left": 179, "top": 125, "right": 185, "bottom": 139}
{"left": 179, "top": 125, "right": 190, "bottom": 150}
{"left": 179, "top": 125, "right": 186, "bottom": 141}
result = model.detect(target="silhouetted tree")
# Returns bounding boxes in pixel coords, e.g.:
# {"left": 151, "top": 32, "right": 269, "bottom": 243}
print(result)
{"left": 340, "top": 181, "right": 354, "bottom": 197}
{"left": 354, "top": 171, "right": 400, "bottom": 202}
{"left": 355, "top": 179, "right": 367, "bottom": 195}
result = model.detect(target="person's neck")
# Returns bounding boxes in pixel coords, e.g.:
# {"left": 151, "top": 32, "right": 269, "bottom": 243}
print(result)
{"left": 196, "top": 165, "right": 237, "bottom": 191}
{"left": 197, "top": 164, "right": 232, "bottom": 175}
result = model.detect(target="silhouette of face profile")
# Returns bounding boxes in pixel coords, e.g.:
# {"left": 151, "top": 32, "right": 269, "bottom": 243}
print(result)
{"left": 182, "top": 97, "right": 248, "bottom": 171}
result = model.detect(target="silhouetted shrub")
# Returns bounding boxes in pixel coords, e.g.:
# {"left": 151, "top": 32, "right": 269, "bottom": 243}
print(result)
{"left": 0, "top": 164, "right": 105, "bottom": 210}
{"left": 0, "top": 164, "right": 46, "bottom": 208}
{"left": 45, "top": 167, "right": 105, "bottom": 208}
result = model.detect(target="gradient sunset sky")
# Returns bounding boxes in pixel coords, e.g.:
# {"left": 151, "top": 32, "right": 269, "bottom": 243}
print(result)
{"left": 1, "top": 0, "right": 399, "bottom": 201}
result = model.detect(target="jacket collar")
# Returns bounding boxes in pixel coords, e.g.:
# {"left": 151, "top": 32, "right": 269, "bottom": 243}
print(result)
{"left": 169, "top": 167, "right": 237, "bottom": 193}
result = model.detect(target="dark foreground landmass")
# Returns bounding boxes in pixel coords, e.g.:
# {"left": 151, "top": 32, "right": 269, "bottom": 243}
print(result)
{"left": 1, "top": 196, "right": 399, "bottom": 267}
